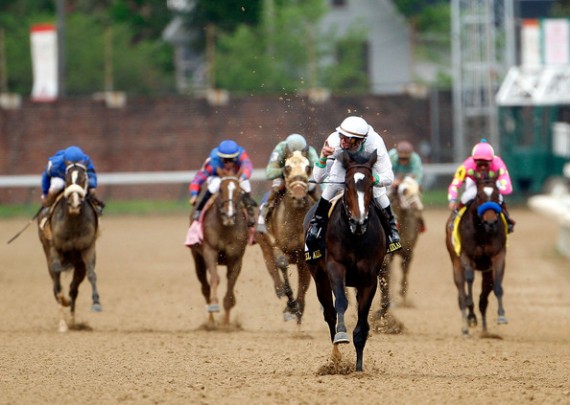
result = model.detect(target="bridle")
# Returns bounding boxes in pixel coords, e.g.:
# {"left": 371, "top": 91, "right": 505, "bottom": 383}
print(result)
{"left": 343, "top": 163, "right": 373, "bottom": 235}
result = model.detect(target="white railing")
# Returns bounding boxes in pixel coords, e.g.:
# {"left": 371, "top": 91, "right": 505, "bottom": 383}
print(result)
{"left": 0, "top": 164, "right": 459, "bottom": 188}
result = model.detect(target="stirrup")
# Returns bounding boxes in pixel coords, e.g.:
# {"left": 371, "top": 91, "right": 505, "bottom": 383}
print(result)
{"left": 386, "top": 237, "right": 402, "bottom": 253}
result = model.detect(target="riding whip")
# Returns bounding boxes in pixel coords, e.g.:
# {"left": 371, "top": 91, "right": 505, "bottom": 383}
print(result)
{"left": 6, "top": 206, "right": 43, "bottom": 245}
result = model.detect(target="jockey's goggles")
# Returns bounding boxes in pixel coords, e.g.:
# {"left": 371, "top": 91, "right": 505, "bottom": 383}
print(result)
{"left": 339, "top": 134, "right": 363, "bottom": 149}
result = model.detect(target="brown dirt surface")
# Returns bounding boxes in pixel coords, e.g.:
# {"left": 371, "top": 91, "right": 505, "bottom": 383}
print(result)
{"left": 1, "top": 208, "right": 569, "bottom": 404}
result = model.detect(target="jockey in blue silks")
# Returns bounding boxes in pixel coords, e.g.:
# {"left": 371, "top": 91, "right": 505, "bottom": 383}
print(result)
{"left": 41, "top": 145, "right": 104, "bottom": 212}
{"left": 189, "top": 139, "right": 257, "bottom": 227}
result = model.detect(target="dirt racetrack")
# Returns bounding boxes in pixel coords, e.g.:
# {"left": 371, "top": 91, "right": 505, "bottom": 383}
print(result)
{"left": 1, "top": 208, "right": 569, "bottom": 405}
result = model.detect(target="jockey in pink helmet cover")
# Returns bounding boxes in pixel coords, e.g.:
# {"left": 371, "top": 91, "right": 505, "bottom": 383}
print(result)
{"left": 447, "top": 139, "right": 515, "bottom": 232}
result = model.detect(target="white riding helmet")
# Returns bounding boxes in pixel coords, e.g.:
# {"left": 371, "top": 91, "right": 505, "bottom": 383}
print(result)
{"left": 336, "top": 116, "right": 369, "bottom": 138}
{"left": 285, "top": 133, "right": 307, "bottom": 152}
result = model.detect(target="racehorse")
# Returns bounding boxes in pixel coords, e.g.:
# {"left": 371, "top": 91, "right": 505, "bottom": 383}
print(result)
{"left": 37, "top": 163, "right": 101, "bottom": 332}
{"left": 304, "top": 150, "right": 386, "bottom": 372}
{"left": 376, "top": 176, "right": 424, "bottom": 324}
{"left": 445, "top": 176, "right": 508, "bottom": 336}
{"left": 190, "top": 176, "right": 249, "bottom": 327}
{"left": 256, "top": 150, "right": 319, "bottom": 324}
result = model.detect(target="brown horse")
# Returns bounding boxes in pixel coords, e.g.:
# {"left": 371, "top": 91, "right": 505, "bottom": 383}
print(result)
{"left": 445, "top": 176, "right": 508, "bottom": 336}
{"left": 37, "top": 163, "right": 101, "bottom": 332}
{"left": 376, "top": 176, "right": 424, "bottom": 323}
{"left": 190, "top": 176, "right": 249, "bottom": 326}
{"left": 304, "top": 150, "right": 386, "bottom": 372}
{"left": 256, "top": 150, "right": 319, "bottom": 323}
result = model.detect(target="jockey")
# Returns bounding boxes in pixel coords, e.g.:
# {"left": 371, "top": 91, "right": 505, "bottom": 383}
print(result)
{"left": 448, "top": 139, "right": 516, "bottom": 233}
{"left": 305, "top": 116, "right": 402, "bottom": 254}
{"left": 256, "top": 133, "right": 320, "bottom": 233}
{"left": 189, "top": 139, "right": 258, "bottom": 227}
{"left": 41, "top": 145, "right": 104, "bottom": 213}
{"left": 388, "top": 140, "right": 426, "bottom": 232}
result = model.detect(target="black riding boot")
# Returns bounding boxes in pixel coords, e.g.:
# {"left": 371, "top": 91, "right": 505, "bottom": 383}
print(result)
{"left": 379, "top": 204, "right": 402, "bottom": 253}
{"left": 242, "top": 192, "right": 258, "bottom": 228}
{"left": 192, "top": 190, "right": 212, "bottom": 221}
{"left": 306, "top": 198, "right": 331, "bottom": 246}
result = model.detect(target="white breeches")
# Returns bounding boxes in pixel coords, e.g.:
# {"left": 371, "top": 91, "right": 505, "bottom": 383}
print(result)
{"left": 461, "top": 178, "right": 503, "bottom": 204}
{"left": 49, "top": 177, "right": 66, "bottom": 193}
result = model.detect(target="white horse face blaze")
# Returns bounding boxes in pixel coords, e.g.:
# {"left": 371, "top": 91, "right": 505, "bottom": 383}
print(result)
{"left": 227, "top": 181, "right": 236, "bottom": 217}
{"left": 354, "top": 172, "right": 366, "bottom": 220}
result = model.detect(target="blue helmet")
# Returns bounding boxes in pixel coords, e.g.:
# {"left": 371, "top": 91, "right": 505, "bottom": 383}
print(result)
{"left": 217, "top": 140, "right": 240, "bottom": 159}
{"left": 63, "top": 146, "right": 85, "bottom": 162}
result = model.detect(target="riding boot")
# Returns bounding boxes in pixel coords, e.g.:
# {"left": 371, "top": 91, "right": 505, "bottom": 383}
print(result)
{"left": 381, "top": 204, "right": 402, "bottom": 253}
{"left": 500, "top": 201, "right": 516, "bottom": 233}
{"left": 242, "top": 192, "right": 258, "bottom": 228}
{"left": 306, "top": 197, "right": 331, "bottom": 246}
{"left": 256, "top": 189, "right": 278, "bottom": 233}
{"left": 192, "top": 191, "right": 212, "bottom": 221}
{"left": 88, "top": 189, "right": 105, "bottom": 215}
{"left": 39, "top": 190, "right": 60, "bottom": 230}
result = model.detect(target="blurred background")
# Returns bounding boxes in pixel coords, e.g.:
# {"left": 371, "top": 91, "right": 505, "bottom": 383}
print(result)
{"left": 0, "top": 0, "right": 569, "bottom": 207}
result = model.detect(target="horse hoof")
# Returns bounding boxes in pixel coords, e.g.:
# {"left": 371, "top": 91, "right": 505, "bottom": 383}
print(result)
{"left": 91, "top": 303, "right": 103, "bottom": 312}
{"left": 333, "top": 332, "right": 350, "bottom": 344}
{"left": 497, "top": 315, "right": 508, "bottom": 325}
{"left": 283, "top": 311, "right": 296, "bottom": 322}
{"left": 58, "top": 320, "right": 69, "bottom": 333}
{"left": 208, "top": 304, "right": 220, "bottom": 313}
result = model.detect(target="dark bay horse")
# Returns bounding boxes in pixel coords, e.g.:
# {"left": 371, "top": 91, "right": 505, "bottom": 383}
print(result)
{"left": 304, "top": 150, "right": 386, "bottom": 372}
{"left": 376, "top": 176, "right": 424, "bottom": 327}
{"left": 37, "top": 163, "right": 101, "bottom": 332}
{"left": 190, "top": 176, "right": 249, "bottom": 327}
{"left": 445, "top": 176, "right": 508, "bottom": 336}
{"left": 256, "top": 150, "right": 319, "bottom": 324}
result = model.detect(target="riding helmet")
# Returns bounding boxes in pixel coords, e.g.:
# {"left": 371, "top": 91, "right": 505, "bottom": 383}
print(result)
{"left": 396, "top": 141, "right": 414, "bottom": 158}
{"left": 285, "top": 133, "right": 307, "bottom": 152}
{"left": 471, "top": 139, "right": 494, "bottom": 161}
{"left": 63, "top": 146, "right": 85, "bottom": 162}
{"left": 217, "top": 140, "right": 240, "bottom": 159}
{"left": 336, "top": 116, "right": 369, "bottom": 138}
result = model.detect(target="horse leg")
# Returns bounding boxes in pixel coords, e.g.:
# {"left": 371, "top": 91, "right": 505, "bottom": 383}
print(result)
{"left": 376, "top": 260, "right": 392, "bottom": 320}
{"left": 479, "top": 270, "right": 494, "bottom": 333}
{"left": 310, "top": 263, "right": 336, "bottom": 342}
{"left": 464, "top": 265, "right": 477, "bottom": 328}
{"left": 279, "top": 261, "right": 298, "bottom": 322}
{"left": 192, "top": 251, "right": 211, "bottom": 308}
{"left": 84, "top": 250, "right": 101, "bottom": 312}
{"left": 328, "top": 262, "right": 349, "bottom": 344}
{"left": 293, "top": 261, "right": 312, "bottom": 325}
{"left": 68, "top": 263, "right": 87, "bottom": 330}
{"left": 400, "top": 252, "right": 412, "bottom": 302}
{"left": 453, "top": 261, "right": 469, "bottom": 335}
{"left": 222, "top": 259, "right": 244, "bottom": 325}
{"left": 353, "top": 281, "right": 378, "bottom": 372}
{"left": 257, "top": 234, "right": 286, "bottom": 298}
{"left": 493, "top": 255, "right": 508, "bottom": 325}
{"left": 50, "top": 268, "right": 69, "bottom": 332}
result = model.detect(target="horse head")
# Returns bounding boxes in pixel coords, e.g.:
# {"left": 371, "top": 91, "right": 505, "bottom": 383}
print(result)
{"left": 283, "top": 150, "right": 310, "bottom": 207}
{"left": 217, "top": 176, "right": 243, "bottom": 226}
{"left": 396, "top": 176, "right": 424, "bottom": 211}
{"left": 475, "top": 176, "right": 502, "bottom": 233}
{"left": 340, "top": 149, "right": 377, "bottom": 235}
{"left": 64, "top": 163, "right": 89, "bottom": 215}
